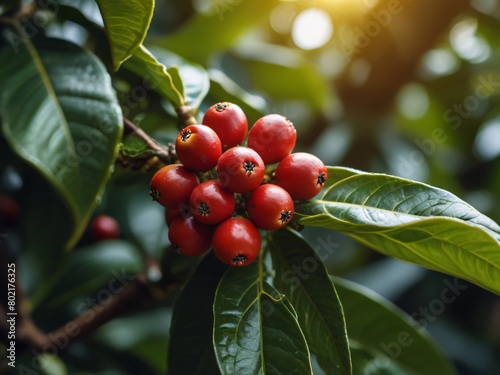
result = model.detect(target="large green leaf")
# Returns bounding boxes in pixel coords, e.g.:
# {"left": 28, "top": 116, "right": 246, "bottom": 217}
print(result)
{"left": 295, "top": 167, "right": 500, "bottom": 295}
{"left": 269, "top": 228, "right": 352, "bottom": 375}
{"left": 213, "top": 261, "right": 312, "bottom": 375}
{"left": 0, "top": 38, "right": 122, "bottom": 253}
{"left": 95, "top": 0, "right": 155, "bottom": 70}
{"left": 148, "top": 46, "right": 210, "bottom": 110}
{"left": 168, "top": 252, "right": 228, "bottom": 375}
{"left": 334, "top": 277, "right": 457, "bottom": 375}
{"left": 123, "top": 45, "right": 185, "bottom": 108}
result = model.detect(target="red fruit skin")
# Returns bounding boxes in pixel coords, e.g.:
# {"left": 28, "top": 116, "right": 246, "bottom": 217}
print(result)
{"left": 0, "top": 194, "right": 20, "bottom": 224}
{"left": 275, "top": 153, "right": 328, "bottom": 200}
{"left": 246, "top": 184, "right": 294, "bottom": 230}
{"left": 91, "top": 215, "right": 120, "bottom": 241}
{"left": 216, "top": 146, "right": 265, "bottom": 193}
{"left": 165, "top": 208, "right": 181, "bottom": 226}
{"left": 175, "top": 124, "right": 222, "bottom": 172}
{"left": 202, "top": 102, "right": 248, "bottom": 151}
{"left": 212, "top": 217, "right": 261, "bottom": 266}
{"left": 247, "top": 114, "right": 296, "bottom": 164}
{"left": 190, "top": 181, "right": 235, "bottom": 225}
{"left": 150, "top": 164, "right": 199, "bottom": 209}
{"left": 168, "top": 215, "right": 213, "bottom": 256}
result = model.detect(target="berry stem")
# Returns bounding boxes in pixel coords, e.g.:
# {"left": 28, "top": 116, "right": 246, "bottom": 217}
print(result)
{"left": 176, "top": 105, "right": 198, "bottom": 128}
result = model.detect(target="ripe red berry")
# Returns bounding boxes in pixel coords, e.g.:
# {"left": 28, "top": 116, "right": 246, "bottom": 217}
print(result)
{"left": 0, "top": 194, "right": 20, "bottom": 224}
{"left": 212, "top": 217, "right": 261, "bottom": 266}
{"left": 216, "top": 146, "right": 265, "bottom": 193}
{"left": 202, "top": 102, "right": 248, "bottom": 151}
{"left": 91, "top": 215, "right": 120, "bottom": 241}
{"left": 168, "top": 215, "right": 213, "bottom": 256}
{"left": 275, "top": 153, "right": 328, "bottom": 200}
{"left": 150, "top": 164, "right": 199, "bottom": 209}
{"left": 246, "top": 184, "right": 294, "bottom": 230}
{"left": 165, "top": 208, "right": 180, "bottom": 226}
{"left": 247, "top": 114, "right": 296, "bottom": 164}
{"left": 190, "top": 180, "right": 235, "bottom": 225}
{"left": 175, "top": 124, "right": 222, "bottom": 172}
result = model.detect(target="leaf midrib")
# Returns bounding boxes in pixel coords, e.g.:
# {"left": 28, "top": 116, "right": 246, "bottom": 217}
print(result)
{"left": 272, "top": 239, "right": 350, "bottom": 374}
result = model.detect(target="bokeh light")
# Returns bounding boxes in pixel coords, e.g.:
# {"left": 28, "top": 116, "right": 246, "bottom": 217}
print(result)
{"left": 291, "top": 8, "right": 333, "bottom": 50}
{"left": 450, "top": 18, "right": 491, "bottom": 63}
{"left": 474, "top": 118, "right": 500, "bottom": 161}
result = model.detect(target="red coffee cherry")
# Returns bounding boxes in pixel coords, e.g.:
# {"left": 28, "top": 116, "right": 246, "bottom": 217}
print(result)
{"left": 165, "top": 208, "right": 180, "bottom": 226}
{"left": 190, "top": 180, "right": 235, "bottom": 225}
{"left": 168, "top": 215, "right": 213, "bottom": 256}
{"left": 150, "top": 164, "right": 199, "bottom": 209}
{"left": 246, "top": 184, "right": 294, "bottom": 230}
{"left": 247, "top": 114, "right": 296, "bottom": 164}
{"left": 175, "top": 124, "right": 222, "bottom": 172}
{"left": 0, "top": 194, "right": 20, "bottom": 225}
{"left": 202, "top": 102, "right": 248, "bottom": 151}
{"left": 275, "top": 153, "right": 328, "bottom": 200}
{"left": 216, "top": 146, "right": 265, "bottom": 193}
{"left": 91, "top": 215, "right": 120, "bottom": 241}
{"left": 212, "top": 217, "right": 261, "bottom": 266}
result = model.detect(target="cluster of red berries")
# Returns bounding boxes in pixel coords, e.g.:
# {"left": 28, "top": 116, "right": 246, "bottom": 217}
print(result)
{"left": 149, "top": 102, "right": 327, "bottom": 267}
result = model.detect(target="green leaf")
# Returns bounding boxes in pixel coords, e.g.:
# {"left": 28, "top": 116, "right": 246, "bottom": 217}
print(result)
{"left": 269, "top": 228, "right": 352, "bottom": 375}
{"left": 213, "top": 260, "right": 313, "bottom": 375}
{"left": 168, "top": 252, "right": 228, "bottom": 375}
{"left": 124, "top": 45, "right": 185, "bottom": 108}
{"left": 31, "top": 240, "right": 143, "bottom": 313}
{"left": 119, "top": 134, "right": 156, "bottom": 158}
{"left": 148, "top": 46, "right": 210, "bottom": 110}
{"left": 95, "top": 0, "right": 155, "bottom": 70}
{"left": 333, "top": 277, "right": 457, "bottom": 375}
{"left": 0, "top": 38, "right": 122, "bottom": 252}
{"left": 296, "top": 167, "right": 500, "bottom": 295}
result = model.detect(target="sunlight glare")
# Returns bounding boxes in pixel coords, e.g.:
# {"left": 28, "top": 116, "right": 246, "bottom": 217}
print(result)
{"left": 292, "top": 8, "right": 333, "bottom": 50}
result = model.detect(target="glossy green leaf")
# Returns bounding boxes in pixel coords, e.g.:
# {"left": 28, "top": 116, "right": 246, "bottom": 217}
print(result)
{"left": 0, "top": 38, "right": 122, "bottom": 252}
{"left": 296, "top": 167, "right": 500, "bottom": 295}
{"left": 269, "top": 228, "right": 352, "bottom": 375}
{"left": 213, "top": 261, "right": 312, "bottom": 375}
{"left": 333, "top": 277, "right": 457, "bottom": 375}
{"left": 148, "top": 46, "right": 210, "bottom": 110}
{"left": 168, "top": 252, "right": 228, "bottom": 375}
{"left": 95, "top": 0, "right": 155, "bottom": 70}
{"left": 124, "top": 45, "right": 185, "bottom": 107}
{"left": 349, "top": 346, "right": 411, "bottom": 375}
{"left": 31, "top": 240, "right": 143, "bottom": 313}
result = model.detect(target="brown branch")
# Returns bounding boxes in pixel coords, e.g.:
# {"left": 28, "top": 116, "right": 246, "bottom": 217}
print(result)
{"left": 1, "top": 272, "right": 180, "bottom": 355}
{"left": 122, "top": 117, "right": 176, "bottom": 164}
{"left": 39, "top": 275, "right": 152, "bottom": 353}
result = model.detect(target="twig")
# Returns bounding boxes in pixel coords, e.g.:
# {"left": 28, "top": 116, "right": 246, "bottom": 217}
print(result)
{"left": 123, "top": 118, "right": 176, "bottom": 163}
